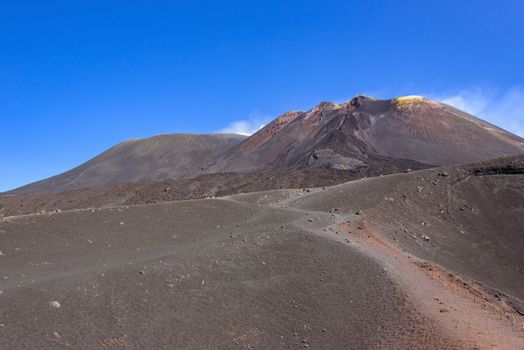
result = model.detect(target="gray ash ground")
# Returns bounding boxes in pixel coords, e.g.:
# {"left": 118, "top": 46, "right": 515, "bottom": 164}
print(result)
{"left": 0, "top": 200, "right": 461, "bottom": 349}
{"left": 1, "top": 155, "right": 523, "bottom": 349}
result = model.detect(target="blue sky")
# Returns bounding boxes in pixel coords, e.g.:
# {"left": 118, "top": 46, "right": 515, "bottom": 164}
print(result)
{"left": 1, "top": 0, "right": 523, "bottom": 191}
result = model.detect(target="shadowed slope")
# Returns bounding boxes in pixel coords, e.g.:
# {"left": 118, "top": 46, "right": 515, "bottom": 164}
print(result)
{"left": 0, "top": 159, "right": 431, "bottom": 219}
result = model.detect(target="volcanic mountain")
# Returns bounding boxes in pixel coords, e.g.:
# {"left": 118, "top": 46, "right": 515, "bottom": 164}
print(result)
{"left": 8, "top": 95, "right": 524, "bottom": 194}
{"left": 213, "top": 95, "right": 524, "bottom": 172}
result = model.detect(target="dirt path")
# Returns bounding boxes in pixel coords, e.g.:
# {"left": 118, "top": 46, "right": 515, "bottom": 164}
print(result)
{"left": 223, "top": 194, "right": 524, "bottom": 349}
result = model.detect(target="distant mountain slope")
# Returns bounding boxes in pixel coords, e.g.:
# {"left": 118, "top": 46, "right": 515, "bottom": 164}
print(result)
{"left": 10, "top": 134, "right": 245, "bottom": 194}
{"left": 0, "top": 160, "right": 432, "bottom": 219}
{"left": 213, "top": 96, "right": 524, "bottom": 172}
{"left": 8, "top": 95, "right": 524, "bottom": 194}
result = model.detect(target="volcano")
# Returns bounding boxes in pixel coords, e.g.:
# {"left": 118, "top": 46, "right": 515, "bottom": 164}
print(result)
{"left": 8, "top": 95, "right": 524, "bottom": 194}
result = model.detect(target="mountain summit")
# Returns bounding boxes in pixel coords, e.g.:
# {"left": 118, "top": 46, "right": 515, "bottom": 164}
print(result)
{"left": 213, "top": 95, "right": 524, "bottom": 173}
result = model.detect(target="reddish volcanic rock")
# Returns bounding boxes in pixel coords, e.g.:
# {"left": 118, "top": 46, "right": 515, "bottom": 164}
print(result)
{"left": 213, "top": 96, "right": 524, "bottom": 172}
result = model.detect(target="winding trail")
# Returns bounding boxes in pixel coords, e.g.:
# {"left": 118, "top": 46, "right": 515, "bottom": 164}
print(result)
{"left": 222, "top": 191, "right": 524, "bottom": 349}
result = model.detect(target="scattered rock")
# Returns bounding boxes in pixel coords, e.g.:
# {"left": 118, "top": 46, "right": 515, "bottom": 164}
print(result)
{"left": 421, "top": 235, "right": 430, "bottom": 241}
{"left": 438, "top": 172, "right": 449, "bottom": 177}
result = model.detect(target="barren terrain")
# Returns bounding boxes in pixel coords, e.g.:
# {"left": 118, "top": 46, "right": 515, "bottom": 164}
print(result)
{"left": 1, "top": 155, "right": 523, "bottom": 349}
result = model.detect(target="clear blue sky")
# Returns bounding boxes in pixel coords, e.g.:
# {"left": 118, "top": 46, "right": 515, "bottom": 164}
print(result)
{"left": 1, "top": 0, "right": 523, "bottom": 191}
